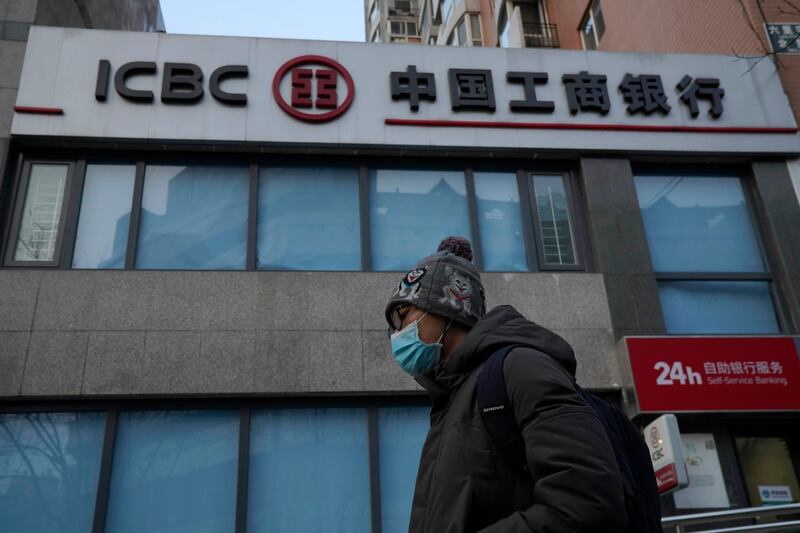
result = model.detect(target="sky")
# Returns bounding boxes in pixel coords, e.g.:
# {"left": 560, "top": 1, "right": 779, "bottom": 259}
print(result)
{"left": 160, "top": 0, "right": 366, "bottom": 42}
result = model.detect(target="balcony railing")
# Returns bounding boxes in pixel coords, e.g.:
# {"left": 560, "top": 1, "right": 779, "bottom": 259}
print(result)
{"left": 523, "top": 22, "right": 559, "bottom": 48}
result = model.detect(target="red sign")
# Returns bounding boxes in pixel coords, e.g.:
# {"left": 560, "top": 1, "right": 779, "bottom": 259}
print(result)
{"left": 627, "top": 336, "right": 800, "bottom": 412}
{"left": 655, "top": 464, "right": 679, "bottom": 492}
{"left": 272, "top": 55, "right": 354, "bottom": 123}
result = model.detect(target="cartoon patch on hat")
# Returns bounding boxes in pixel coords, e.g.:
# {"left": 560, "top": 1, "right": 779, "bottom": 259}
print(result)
{"left": 438, "top": 265, "right": 473, "bottom": 316}
{"left": 393, "top": 265, "right": 428, "bottom": 301}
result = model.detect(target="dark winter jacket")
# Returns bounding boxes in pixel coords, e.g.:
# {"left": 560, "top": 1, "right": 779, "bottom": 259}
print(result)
{"left": 410, "top": 305, "right": 627, "bottom": 533}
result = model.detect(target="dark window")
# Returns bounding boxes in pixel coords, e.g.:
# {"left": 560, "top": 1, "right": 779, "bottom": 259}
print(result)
{"left": 580, "top": 0, "right": 604, "bottom": 50}
{"left": 498, "top": 4, "right": 510, "bottom": 47}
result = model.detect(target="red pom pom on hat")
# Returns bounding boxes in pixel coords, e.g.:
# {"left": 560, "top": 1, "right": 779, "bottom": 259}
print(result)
{"left": 437, "top": 236, "right": 474, "bottom": 262}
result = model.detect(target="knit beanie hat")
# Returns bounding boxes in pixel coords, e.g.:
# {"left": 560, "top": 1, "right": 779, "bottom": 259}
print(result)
{"left": 385, "top": 236, "right": 486, "bottom": 329}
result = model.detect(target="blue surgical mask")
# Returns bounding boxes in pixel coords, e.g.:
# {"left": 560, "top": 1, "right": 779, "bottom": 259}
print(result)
{"left": 390, "top": 313, "right": 449, "bottom": 376}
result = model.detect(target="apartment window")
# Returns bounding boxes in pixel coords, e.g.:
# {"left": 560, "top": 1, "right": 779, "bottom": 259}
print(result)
{"left": 441, "top": 0, "right": 454, "bottom": 26}
{"left": 7, "top": 162, "right": 72, "bottom": 265}
{"left": 635, "top": 174, "right": 781, "bottom": 334}
{"left": 105, "top": 411, "right": 239, "bottom": 533}
{"left": 448, "top": 15, "right": 482, "bottom": 46}
{"left": 389, "top": 19, "right": 419, "bottom": 38}
{"left": 470, "top": 15, "right": 483, "bottom": 46}
{"left": 0, "top": 412, "right": 106, "bottom": 533}
{"left": 370, "top": 1, "right": 379, "bottom": 30}
{"left": 72, "top": 164, "right": 136, "bottom": 269}
{"left": 135, "top": 165, "right": 249, "bottom": 270}
{"left": 498, "top": 4, "right": 510, "bottom": 47}
{"left": 257, "top": 166, "right": 361, "bottom": 270}
{"left": 420, "top": 1, "right": 429, "bottom": 36}
{"left": 369, "top": 168, "right": 471, "bottom": 271}
{"left": 457, "top": 17, "right": 467, "bottom": 45}
{"left": 394, "top": 0, "right": 412, "bottom": 12}
{"left": 580, "top": 0, "right": 605, "bottom": 50}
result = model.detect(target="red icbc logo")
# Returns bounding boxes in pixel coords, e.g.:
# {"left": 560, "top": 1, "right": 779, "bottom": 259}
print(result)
{"left": 272, "top": 55, "right": 355, "bottom": 123}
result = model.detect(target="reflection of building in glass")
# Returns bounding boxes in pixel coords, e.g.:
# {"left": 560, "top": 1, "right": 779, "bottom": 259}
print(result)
{"left": 372, "top": 176, "right": 470, "bottom": 269}
{"left": 645, "top": 196, "right": 753, "bottom": 268}
{"left": 258, "top": 168, "right": 360, "bottom": 271}
{"left": 132, "top": 166, "right": 248, "bottom": 269}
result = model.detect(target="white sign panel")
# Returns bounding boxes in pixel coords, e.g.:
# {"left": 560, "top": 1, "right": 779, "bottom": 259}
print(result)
{"left": 11, "top": 27, "right": 800, "bottom": 154}
{"left": 673, "top": 433, "right": 731, "bottom": 509}
{"left": 644, "top": 414, "right": 688, "bottom": 494}
{"left": 758, "top": 485, "right": 794, "bottom": 505}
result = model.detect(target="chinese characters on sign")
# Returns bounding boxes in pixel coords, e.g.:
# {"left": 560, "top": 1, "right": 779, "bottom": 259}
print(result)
{"left": 626, "top": 337, "right": 800, "bottom": 412}
{"left": 389, "top": 65, "right": 725, "bottom": 118}
{"left": 767, "top": 23, "right": 800, "bottom": 54}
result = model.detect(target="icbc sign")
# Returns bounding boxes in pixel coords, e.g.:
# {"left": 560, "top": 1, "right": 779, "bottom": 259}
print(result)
{"left": 272, "top": 55, "right": 355, "bottom": 123}
{"left": 627, "top": 336, "right": 800, "bottom": 412}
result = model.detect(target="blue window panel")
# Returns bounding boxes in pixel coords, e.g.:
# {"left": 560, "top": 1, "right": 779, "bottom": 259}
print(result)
{"left": 136, "top": 165, "right": 249, "bottom": 269}
{"left": 635, "top": 176, "right": 765, "bottom": 272}
{"left": 0, "top": 412, "right": 105, "bottom": 533}
{"left": 474, "top": 172, "right": 528, "bottom": 271}
{"left": 72, "top": 164, "right": 136, "bottom": 269}
{"left": 378, "top": 406, "right": 430, "bottom": 533}
{"left": 533, "top": 175, "right": 577, "bottom": 266}
{"left": 658, "top": 281, "right": 780, "bottom": 334}
{"left": 248, "top": 408, "right": 371, "bottom": 533}
{"left": 257, "top": 166, "right": 361, "bottom": 270}
{"left": 370, "top": 169, "right": 471, "bottom": 271}
{"left": 105, "top": 410, "right": 239, "bottom": 533}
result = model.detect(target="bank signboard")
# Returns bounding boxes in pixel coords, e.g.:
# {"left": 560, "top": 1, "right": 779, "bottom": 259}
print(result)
{"left": 12, "top": 27, "right": 800, "bottom": 154}
{"left": 625, "top": 336, "right": 800, "bottom": 413}
{"left": 644, "top": 414, "right": 688, "bottom": 494}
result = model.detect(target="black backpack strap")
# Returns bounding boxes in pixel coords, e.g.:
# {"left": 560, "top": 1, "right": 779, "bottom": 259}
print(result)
{"left": 477, "top": 346, "right": 527, "bottom": 472}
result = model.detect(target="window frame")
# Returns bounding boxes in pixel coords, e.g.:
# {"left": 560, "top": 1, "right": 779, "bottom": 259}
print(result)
{"left": 0, "top": 396, "right": 434, "bottom": 533}
{"left": 497, "top": 1, "right": 510, "bottom": 47}
{"left": 448, "top": 14, "right": 482, "bottom": 47}
{"left": 4, "top": 158, "right": 78, "bottom": 268}
{"left": 634, "top": 168, "right": 790, "bottom": 334}
{"left": 580, "top": 0, "right": 604, "bottom": 51}
{"left": 70, "top": 161, "right": 139, "bottom": 270}
{"left": 1, "top": 153, "right": 589, "bottom": 274}
{"left": 469, "top": 14, "right": 483, "bottom": 46}
{"left": 528, "top": 171, "right": 587, "bottom": 271}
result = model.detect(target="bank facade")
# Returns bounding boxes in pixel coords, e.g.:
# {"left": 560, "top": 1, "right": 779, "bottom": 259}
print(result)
{"left": 0, "top": 26, "right": 799, "bottom": 532}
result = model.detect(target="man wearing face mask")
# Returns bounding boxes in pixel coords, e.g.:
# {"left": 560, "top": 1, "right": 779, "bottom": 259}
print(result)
{"left": 386, "top": 236, "right": 627, "bottom": 533}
